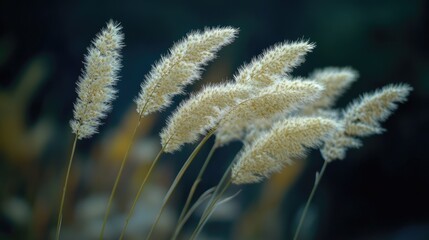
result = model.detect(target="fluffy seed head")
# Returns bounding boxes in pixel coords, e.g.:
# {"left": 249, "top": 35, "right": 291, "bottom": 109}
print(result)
{"left": 216, "top": 80, "right": 324, "bottom": 146}
{"left": 160, "top": 83, "right": 251, "bottom": 153}
{"left": 240, "top": 117, "right": 277, "bottom": 144}
{"left": 321, "top": 130, "right": 362, "bottom": 161}
{"left": 343, "top": 84, "right": 412, "bottom": 128}
{"left": 232, "top": 117, "right": 338, "bottom": 184}
{"left": 135, "top": 27, "right": 238, "bottom": 116}
{"left": 235, "top": 41, "right": 315, "bottom": 87}
{"left": 301, "top": 67, "right": 358, "bottom": 114}
{"left": 321, "top": 84, "right": 412, "bottom": 162}
{"left": 70, "top": 20, "right": 123, "bottom": 139}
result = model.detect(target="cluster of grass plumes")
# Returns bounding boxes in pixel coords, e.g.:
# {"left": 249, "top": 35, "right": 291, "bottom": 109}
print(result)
{"left": 56, "top": 20, "right": 412, "bottom": 240}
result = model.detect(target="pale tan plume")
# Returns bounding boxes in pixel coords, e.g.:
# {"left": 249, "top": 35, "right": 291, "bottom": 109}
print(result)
{"left": 70, "top": 20, "right": 124, "bottom": 139}
{"left": 232, "top": 117, "right": 338, "bottom": 184}
{"left": 160, "top": 83, "right": 252, "bottom": 153}
{"left": 235, "top": 41, "right": 315, "bottom": 87}
{"left": 216, "top": 80, "right": 323, "bottom": 146}
{"left": 321, "top": 84, "right": 412, "bottom": 162}
{"left": 135, "top": 27, "right": 238, "bottom": 116}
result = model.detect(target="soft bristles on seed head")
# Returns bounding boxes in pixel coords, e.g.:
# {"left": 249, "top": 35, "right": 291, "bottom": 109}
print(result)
{"left": 160, "top": 83, "right": 251, "bottom": 153}
{"left": 232, "top": 117, "right": 338, "bottom": 184}
{"left": 70, "top": 20, "right": 123, "bottom": 139}
{"left": 321, "top": 84, "right": 412, "bottom": 162}
{"left": 216, "top": 79, "right": 324, "bottom": 146}
{"left": 240, "top": 117, "right": 276, "bottom": 144}
{"left": 301, "top": 67, "right": 358, "bottom": 114}
{"left": 234, "top": 40, "right": 315, "bottom": 87}
{"left": 321, "top": 131, "right": 362, "bottom": 161}
{"left": 343, "top": 84, "right": 412, "bottom": 128}
{"left": 135, "top": 27, "right": 238, "bottom": 116}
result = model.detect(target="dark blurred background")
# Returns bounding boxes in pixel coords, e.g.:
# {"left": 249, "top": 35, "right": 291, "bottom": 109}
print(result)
{"left": 0, "top": 0, "right": 428, "bottom": 239}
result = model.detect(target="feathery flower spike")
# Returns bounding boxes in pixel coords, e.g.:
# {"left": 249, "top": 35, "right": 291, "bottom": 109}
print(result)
{"left": 232, "top": 117, "right": 338, "bottom": 184}
{"left": 321, "top": 84, "right": 412, "bottom": 162}
{"left": 235, "top": 41, "right": 315, "bottom": 87}
{"left": 216, "top": 80, "right": 323, "bottom": 146}
{"left": 135, "top": 27, "right": 238, "bottom": 116}
{"left": 301, "top": 67, "right": 358, "bottom": 114}
{"left": 70, "top": 20, "right": 124, "bottom": 139}
{"left": 59, "top": 20, "right": 123, "bottom": 240}
{"left": 160, "top": 83, "right": 252, "bottom": 153}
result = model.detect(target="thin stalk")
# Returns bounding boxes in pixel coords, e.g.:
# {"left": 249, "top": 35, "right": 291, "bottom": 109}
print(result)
{"left": 171, "top": 188, "right": 216, "bottom": 240}
{"left": 186, "top": 97, "right": 264, "bottom": 239}
{"left": 292, "top": 160, "right": 329, "bottom": 240}
{"left": 119, "top": 143, "right": 168, "bottom": 240}
{"left": 99, "top": 118, "right": 141, "bottom": 240}
{"left": 100, "top": 59, "right": 178, "bottom": 239}
{"left": 179, "top": 142, "right": 218, "bottom": 223}
{"left": 56, "top": 134, "right": 78, "bottom": 240}
{"left": 190, "top": 178, "right": 232, "bottom": 240}
{"left": 171, "top": 142, "right": 218, "bottom": 239}
{"left": 189, "top": 159, "right": 233, "bottom": 240}
{"left": 145, "top": 129, "right": 216, "bottom": 240}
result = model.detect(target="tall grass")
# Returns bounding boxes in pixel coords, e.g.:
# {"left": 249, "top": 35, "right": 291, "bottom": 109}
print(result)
{"left": 56, "top": 20, "right": 411, "bottom": 240}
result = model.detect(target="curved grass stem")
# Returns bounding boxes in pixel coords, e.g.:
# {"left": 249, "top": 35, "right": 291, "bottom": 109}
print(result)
{"left": 171, "top": 142, "right": 218, "bottom": 239}
{"left": 190, "top": 178, "right": 232, "bottom": 240}
{"left": 145, "top": 129, "right": 216, "bottom": 240}
{"left": 179, "top": 143, "right": 218, "bottom": 222}
{"left": 119, "top": 144, "right": 167, "bottom": 240}
{"left": 56, "top": 134, "right": 78, "bottom": 240}
{"left": 292, "top": 160, "right": 329, "bottom": 240}
{"left": 99, "top": 118, "right": 141, "bottom": 240}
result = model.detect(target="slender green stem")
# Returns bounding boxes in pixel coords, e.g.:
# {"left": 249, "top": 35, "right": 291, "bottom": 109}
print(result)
{"left": 119, "top": 145, "right": 167, "bottom": 240}
{"left": 190, "top": 178, "right": 232, "bottom": 240}
{"left": 99, "top": 119, "right": 141, "bottom": 240}
{"left": 172, "top": 188, "right": 215, "bottom": 240}
{"left": 203, "top": 157, "right": 233, "bottom": 213}
{"left": 292, "top": 160, "right": 329, "bottom": 240}
{"left": 56, "top": 134, "right": 78, "bottom": 240}
{"left": 145, "top": 129, "right": 216, "bottom": 240}
{"left": 190, "top": 160, "right": 233, "bottom": 240}
{"left": 172, "top": 142, "right": 218, "bottom": 239}
{"left": 179, "top": 143, "right": 218, "bottom": 221}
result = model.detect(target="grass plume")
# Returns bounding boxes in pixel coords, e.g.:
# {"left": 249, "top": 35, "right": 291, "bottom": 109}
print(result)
{"left": 135, "top": 27, "right": 238, "bottom": 116}
{"left": 235, "top": 41, "right": 315, "bottom": 87}
{"left": 160, "top": 83, "right": 251, "bottom": 153}
{"left": 232, "top": 117, "right": 338, "bottom": 184}
{"left": 322, "top": 84, "right": 412, "bottom": 162}
{"left": 70, "top": 20, "right": 123, "bottom": 139}
{"left": 58, "top": 20, "right": 123, "bottom": 240}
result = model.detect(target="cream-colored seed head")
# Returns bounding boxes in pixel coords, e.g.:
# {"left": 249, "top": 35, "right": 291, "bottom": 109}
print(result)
{"left": 241, "top": 117, "right": 276, "bottom": 144}
{"left": 321, "top": 84, "right": 412, "bottom": 162}
{"left": 135, "top": 27, "right": 238, "bottom": 116}
{"left": 231, "top": 66, "right": 354, "bottom": 145}
{"left": 321, "top": 130, "right": 362, "bottom": 161}
{"left": 216, "top": 80, "right": 324, "bottom": 146}
{"left": 160, "top": 83, "right": 252, "bottom": 153}
{"left": 343, "top": 84, "right": 411, "bottom": 129}
{"left": 232, "top": 117, "right": 338, "bottom": 184}
{"left": 70, "top": 20, "right": 123, "bottom": 139}
{"left": 235, "top": 41, "right": 315, "bottom": 87}
{"left": 237, "top": 101, "right": 341, "bottom": 146}
{"left": 301, "top": 67, "right": 358, "bottom": 114}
